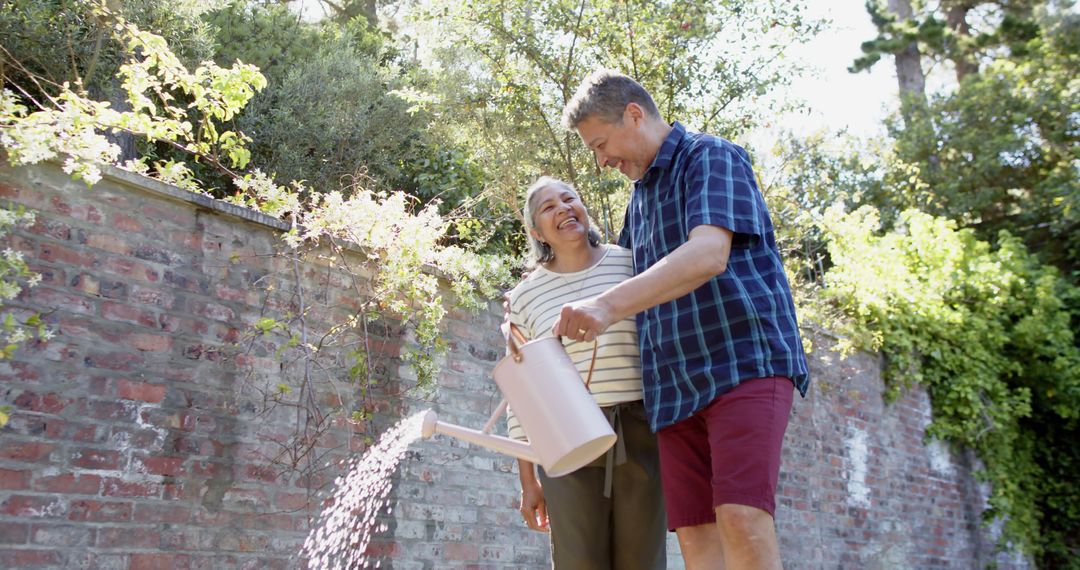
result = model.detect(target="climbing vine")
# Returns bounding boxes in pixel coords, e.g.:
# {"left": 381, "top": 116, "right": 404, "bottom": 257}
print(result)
{"left": 0, "top": 4, "right": 514, "bottom": 477}
{"left": 820, "top": 205, "right": 1080, "bottom": 561}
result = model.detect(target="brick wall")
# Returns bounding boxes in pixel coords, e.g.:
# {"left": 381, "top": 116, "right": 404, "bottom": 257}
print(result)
{"left": 0, "top": 161, "right": 1029, "bottom": 569}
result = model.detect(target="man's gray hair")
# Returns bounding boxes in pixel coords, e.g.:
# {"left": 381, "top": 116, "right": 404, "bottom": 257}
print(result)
{"left": 522, "top": 176, "right": 602, "bottom": 267}
{"left": 561, "top": 69, "right": 661, "bottom": 129}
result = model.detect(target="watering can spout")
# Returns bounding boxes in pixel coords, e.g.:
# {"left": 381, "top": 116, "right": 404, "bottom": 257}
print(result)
{"left": 417, "top": 334, "right": 617, "bottom": 477}
{"left": 420, "top": 409, "right": 541, "bottom": 465}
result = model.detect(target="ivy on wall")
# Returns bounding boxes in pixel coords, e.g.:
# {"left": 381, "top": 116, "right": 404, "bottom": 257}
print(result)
{"left": 820, "top": 205, "right": 1080, "bottom": 562}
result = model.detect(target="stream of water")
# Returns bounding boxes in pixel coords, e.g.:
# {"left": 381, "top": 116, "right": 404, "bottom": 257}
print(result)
{"left": 302, "top": 411, "right": 428, "bottom": 570}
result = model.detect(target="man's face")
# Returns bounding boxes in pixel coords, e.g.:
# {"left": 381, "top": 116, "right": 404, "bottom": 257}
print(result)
{"left": 576, "top": 110, "right": 651, "bottom": 181}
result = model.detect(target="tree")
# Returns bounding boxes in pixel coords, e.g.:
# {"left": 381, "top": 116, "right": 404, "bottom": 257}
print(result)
{"left": 404, "top": 0, "right": 823, "bottom": 242}
{"left": 844, "top": 1, "right": 1080, "bottom": 564}
{"left": 1, "top": 0, "right": 218, "bottom": 158}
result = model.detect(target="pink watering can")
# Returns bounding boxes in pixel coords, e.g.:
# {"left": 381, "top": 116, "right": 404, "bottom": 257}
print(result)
{"left": 421, "top": 325, "right": 616, "bottom": 477}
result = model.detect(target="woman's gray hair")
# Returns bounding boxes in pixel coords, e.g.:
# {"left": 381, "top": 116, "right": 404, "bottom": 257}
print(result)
{"left": 523, "top": 176, "right": 602, "bottom": 267}
{"left": 562, "top": 69, "right": 661, "bottom": 129}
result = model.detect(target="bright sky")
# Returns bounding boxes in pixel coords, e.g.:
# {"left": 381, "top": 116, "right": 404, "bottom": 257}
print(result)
{"left": 748, "top": 0, "right": 898, "bottom": 152}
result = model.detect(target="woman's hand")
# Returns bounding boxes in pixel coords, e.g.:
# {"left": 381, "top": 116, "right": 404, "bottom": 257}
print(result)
{"left": 517, "top": 459, "right": 549, "bottom": 532}
{"left": 519, "top": 478, "right": 550, "bottom": 532}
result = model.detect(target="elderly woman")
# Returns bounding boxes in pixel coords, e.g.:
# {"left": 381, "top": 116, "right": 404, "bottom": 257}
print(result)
{"left": 504, "top": 176, "right": 666, "bottom": 569}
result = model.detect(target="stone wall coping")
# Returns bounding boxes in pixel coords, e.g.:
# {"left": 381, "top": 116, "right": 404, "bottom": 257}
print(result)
{"left": 97, "top": 162, "right": 292, "bottom": 232}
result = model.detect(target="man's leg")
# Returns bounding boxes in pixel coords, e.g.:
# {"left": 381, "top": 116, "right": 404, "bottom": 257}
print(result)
{"left": 674, "top": 523, "right": 725, "bottom": 570}
{"left": 705, "top": 377, "right": 792, "bottom": 570}
{"left": 715, "top": 504, "right": 781, "bottom": 570}
{"left": 657, "top": 409, "right": 723, "bottom": 569}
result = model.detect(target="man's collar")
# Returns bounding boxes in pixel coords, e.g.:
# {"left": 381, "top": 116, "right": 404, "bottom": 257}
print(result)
{"left": 642, "top": 121, "right": 686, "bottom": 180}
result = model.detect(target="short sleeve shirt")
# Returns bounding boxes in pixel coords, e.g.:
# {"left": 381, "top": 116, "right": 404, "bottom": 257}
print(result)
{"left": 617, "top": 122, "right": 810, "bottom": 431}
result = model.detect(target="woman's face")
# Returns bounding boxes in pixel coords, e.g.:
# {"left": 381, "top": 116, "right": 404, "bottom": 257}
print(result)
{"left": 529, "top": 185, "right": 590, "bottom": 252}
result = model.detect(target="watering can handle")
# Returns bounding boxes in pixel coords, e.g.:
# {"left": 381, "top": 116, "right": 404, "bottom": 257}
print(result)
{"left": 506, "top": 323, "right": 599, "bottom": 389}
{"left": 481, "top": 323, "right": 599, "bottom": 435}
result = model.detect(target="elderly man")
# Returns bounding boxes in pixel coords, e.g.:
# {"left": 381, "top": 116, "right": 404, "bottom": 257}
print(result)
{"left": 552, "top": 69, "right": 810, "bottom": 570}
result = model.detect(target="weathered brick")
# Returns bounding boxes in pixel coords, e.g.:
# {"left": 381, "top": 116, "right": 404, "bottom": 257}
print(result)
{"left": 33, "top": 473, "right": 102, "bottom": 494}
{"left": 0, "top": 441, "right": 56, "bottom": 463}
{"left": 69, "top": 202, "right": 103, "bottom": 223}
{"left": 96, "top": 526, "right": 159, "bottom": 548}
{"left": 192, "top": 300, "right": 236, "bottom": 322}
{"left": 127, "top": 332, "right": 173, "bottom": 353}
{"left": 101, "top": 301, "right": 157, "bottom": 328}
{"left": 31, "top": 523, "right": 94, "bottom": 547}
{"left": 30, "top": 218, "right": 72, "bottom": 241}
{"left": 86, "top": 232, "right": 131, "bottom": 255}
{"left": 129, "top": 284, "right": 174, "bottom": 308}
{"left": 273, "top": 491, "right": 311, "bottom": 512}
{"left": 0, "top": 182, "right": 20, "bottom": 198}
{"left": 101, "top": 478, "right": 162, "bottom": 499}
{"left": 70, "top": 273, "right": 101, "bottom": 296}
{"left": 117, "top": 379, "right": 167, "bottom": 403}
{"left": 70, "top": 448, "right": 124, "bottom": 470}
{"left": 30, "top": 287, "right": 96, "bottom": 316}
{"left": 0, "top": 468, "right": 31, "bottom": 490}
{"left": 130, "top": 553, "right": 185, "bottom": 570}
{"left": 0, "top": 495, "right": 66, "bottom": 518}
{"left": 0, "top": 548, "right": 63, "bottom": 567}
{"left": 168, "top": 230, "right": 203, "bottom": 252}
{"left": 157, "top": 314, "right": 202, "bottom": 335}
{"left": 133, "top": 244, "right": 185, "bottom": 266}
{"left": 132, "top": 503, "right": 192, "bottom": 524}
{"left": 26, "top": 263, "right": 64, "bottom": 286}
{"left": 0, "top": 521, "right": 30, "bottom": 544}
{"left": 139, "top": 455, "right": 186, "bottom": 477}
{"left": 66, "top": 500, "right": 132, "bottom": 522}
{"left": 163, "top": 269, "right": 208, "bottom": 293}
{"left": 12, "top": 391, "right": 69, "bottom": 414}
{"left": 82, "top": 350, "right": 144, "bottom": 371}
{"left": 112, "top": 212, "right": 143, "bottom": 233}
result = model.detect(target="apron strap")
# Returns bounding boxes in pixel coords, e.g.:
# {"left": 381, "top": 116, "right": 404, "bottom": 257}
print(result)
{"left": 602, "top": 403, "right": 629, "bottom": 498}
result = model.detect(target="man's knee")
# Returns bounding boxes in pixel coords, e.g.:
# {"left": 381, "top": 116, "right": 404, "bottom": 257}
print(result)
{"left": 715, "top": 504, "right": 773, "bottom": 538}
{"left": 675, "top": 523, "right": 724, "bottom": 568}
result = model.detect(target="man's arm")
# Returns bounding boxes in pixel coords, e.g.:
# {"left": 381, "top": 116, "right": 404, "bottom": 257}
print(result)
{"left": 553, "top": 224, "right": 733, "bottom": 341}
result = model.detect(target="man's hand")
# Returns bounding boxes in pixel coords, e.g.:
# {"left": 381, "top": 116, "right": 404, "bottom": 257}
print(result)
{"left": 519, "top": 476, "right": 550, "bottom": 532}
{"left": 552, "top": 297, "right": 615, "bottom": 342}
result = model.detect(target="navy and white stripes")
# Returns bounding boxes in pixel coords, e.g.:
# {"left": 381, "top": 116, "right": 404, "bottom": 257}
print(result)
{"left": 505, "top": 245, "right": 644, "bottom": 441}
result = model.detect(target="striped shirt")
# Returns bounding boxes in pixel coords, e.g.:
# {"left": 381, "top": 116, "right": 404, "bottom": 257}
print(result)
{"left": 505, "top": 245, "right": 643, "bottom": 441}
{"left": 618, "top": 121, "right": 810, "bottom": 432}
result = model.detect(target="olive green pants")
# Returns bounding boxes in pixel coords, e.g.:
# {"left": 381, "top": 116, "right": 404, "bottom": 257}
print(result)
{"left": 538, "top": 401, "right": 667, "bottom": 570}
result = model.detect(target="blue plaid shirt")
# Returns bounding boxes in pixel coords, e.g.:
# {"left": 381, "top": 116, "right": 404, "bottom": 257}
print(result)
{"left": 618, "top": 122, "right": 810, "bottom": 431}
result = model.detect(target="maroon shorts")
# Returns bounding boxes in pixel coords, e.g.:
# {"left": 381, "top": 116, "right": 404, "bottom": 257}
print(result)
{"left": 656, "top": 376, "right": 794, "bottom": 529}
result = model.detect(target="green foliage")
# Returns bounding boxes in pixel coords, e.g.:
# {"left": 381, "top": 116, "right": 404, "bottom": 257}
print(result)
{"left": 200, "top": 2, "right": 427, "bottom": 197}
{"left": 822, "top": 205, "right": 1080, "bottom": 562}
{"left": 0, "top": 0, "right": 216, "bottom": 98}
{"left": 0, "top": 9, "right": 514, "bottom": 463}
{"left": 887, "top": 8, "right": 1080, "bottom": 274}
{"left": 0, "top": 204, "right": 52, "bottom": 365}
{"left": 403, "top": 143, "right": 522, "bottom": 254}
{"left": 407, "top": 0, "right": 822, "bottom": 242}
{"left": 0, "top": 14, "right": 266, "bottom": 188}
{"left": 851, "top": 0, "right": 1047, "bottom": 75}
{"left": 205, "top": 2, "right": 326, "bottom": 85}
{"left": 234, "top": 35, "right": 424, "bottom": 195}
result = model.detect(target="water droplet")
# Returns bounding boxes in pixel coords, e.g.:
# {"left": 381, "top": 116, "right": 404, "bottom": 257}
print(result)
{"left": 301, "top": 411, "right": 428, "bottom": 569}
